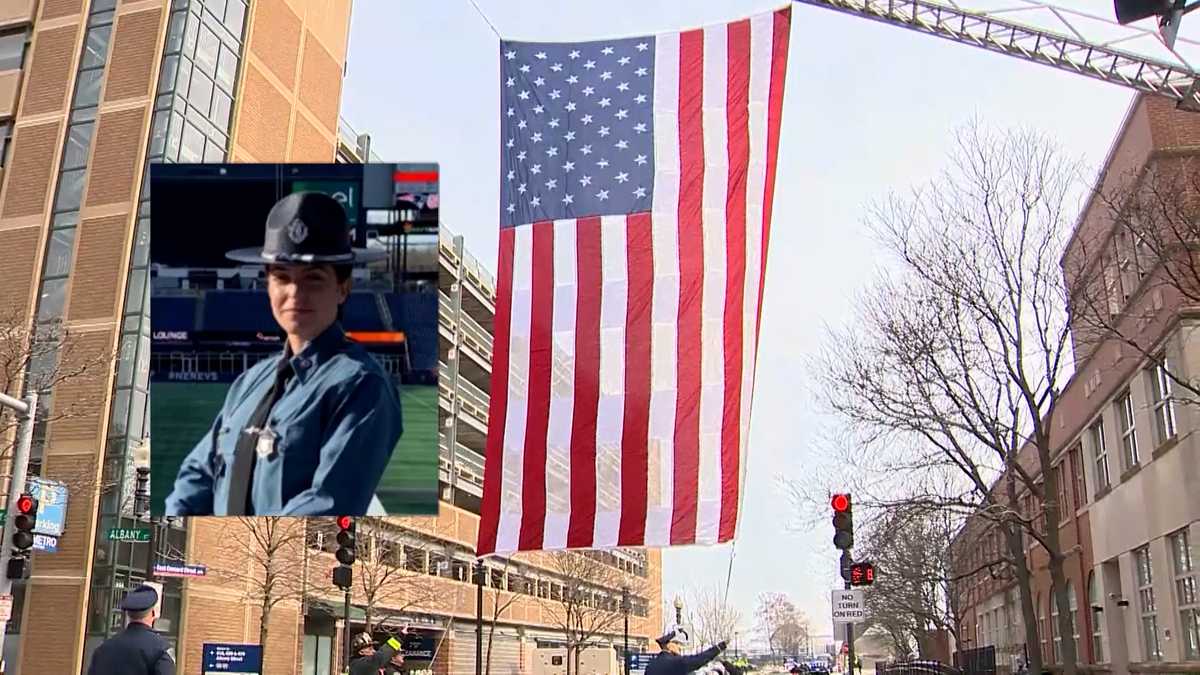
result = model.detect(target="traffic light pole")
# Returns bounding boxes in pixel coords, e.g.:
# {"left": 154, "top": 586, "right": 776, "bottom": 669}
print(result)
{"left": 0, "top": 391, "right": 37, "bottom": 642}
{"left": 844, "top": 577, "right": 855, "bottom": 675}
{"left": 343, "top": 587, "right": 352, "bottom": 672}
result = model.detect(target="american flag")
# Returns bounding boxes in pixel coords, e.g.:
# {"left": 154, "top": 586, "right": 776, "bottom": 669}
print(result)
{"left": 477, "top": 6, "right": 791, "bottom": 555}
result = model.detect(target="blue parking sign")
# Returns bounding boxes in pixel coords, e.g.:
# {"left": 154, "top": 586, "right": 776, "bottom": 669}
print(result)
{"left": 202, "top": 643, "right": 262, "bottom": 674}
{"left": 27, "top": 477, "right": 68, "bottom": 538}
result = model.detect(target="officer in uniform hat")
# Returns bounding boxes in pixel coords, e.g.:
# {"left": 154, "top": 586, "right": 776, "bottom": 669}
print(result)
{"left": 646, "top": 627, "right": 728, "bottom": 675}
{"left": 165, "top": 191, "right": 403, "bottom": 516}
{"left": 349, "top": 632, "right": 403, "bottom": 675}
{"left": 87, "top": 584, "right": 175, "bottom": 675}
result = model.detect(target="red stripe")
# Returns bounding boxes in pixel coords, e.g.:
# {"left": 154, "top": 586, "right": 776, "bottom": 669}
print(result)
{"left": 393, "top": 170, "right": 439, "bottom": 182}
{"left": 619, "top": 213, "right": 653, "bottom": 545}
{"left": 518, "top": 221, "right": 555, "bottom": 550}
{"left": 671, "top": 28, "right": 705, "bottom": 546}
{"left": 719, "top": 20, "right": 751, "bottom": 542}
{"left": 567, "top": 217, "right": 603, "bottom": 548}
{"left": 754, "top": 8, "right": 790, "bottom": 353}
{"left": 477, "top": 229, "right": 516, "bottom": 555}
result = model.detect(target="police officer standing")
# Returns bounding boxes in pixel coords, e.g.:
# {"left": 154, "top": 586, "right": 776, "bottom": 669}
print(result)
{"left": 348, "top": 632, "right": 403, "bottom": 675}
{"left": 165, "top": 191, "right": 403, "bottom": 517}
{"left": 87, "top": 584, "right": 175, "bottom": 675}
{"left": 646, "top": 628, "right": 727, "bottom": 675}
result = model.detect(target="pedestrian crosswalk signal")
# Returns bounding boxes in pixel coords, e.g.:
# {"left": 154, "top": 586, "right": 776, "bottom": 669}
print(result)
{"left": 832, "top": 493, "right": 853, "bottom": 550}
{"left": 12, "top": 494, "right": 38, "bottom": 552}
{"left": 850, "top": 561, "right": 875, "bottom": 586}
{"left": 335, "top": 516, "right": 356, "bottom": 568}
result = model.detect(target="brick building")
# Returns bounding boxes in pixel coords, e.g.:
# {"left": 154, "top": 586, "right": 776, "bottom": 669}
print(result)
{"left": 951, "top": 94, "right": 1200, "bottom": 675}
{"left": 0, "top": 1, "right": 661, "bottom": 673}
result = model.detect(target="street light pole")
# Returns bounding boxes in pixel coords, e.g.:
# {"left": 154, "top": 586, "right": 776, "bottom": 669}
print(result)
{"left": 475, "top": 560, "right": 484, "bottom": 675}
{"left": 0, "top": 391, "right": 36, "bottom": 643}
{"left": 621, "top": 587, "right": 630, "bottom": 675}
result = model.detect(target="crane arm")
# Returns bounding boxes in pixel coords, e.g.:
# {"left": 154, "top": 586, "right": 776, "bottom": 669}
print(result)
{"left": 795, "top": 0, "right": 1200, "bottom": 110}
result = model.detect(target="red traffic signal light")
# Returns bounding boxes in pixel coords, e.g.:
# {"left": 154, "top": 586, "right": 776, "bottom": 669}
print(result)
{"left": 832, "top": 493, "right": 853, "bottom": 550}
{"left": 334, "top": 515, "right": 357, "bottom": 569}
{"left": 336, "top": 515, "right": 353, "bottom": 531}
{"left": 16, "top": 495, "right": 34, "bottom": 515}
{"left": 850, "top": 561, "right": 875, "bottom": 586}
{"left": 12, "top": 494, "right": 37, "bottom": 552}
{"left": 831, "top": 493, "right": 850, "bottom": 512}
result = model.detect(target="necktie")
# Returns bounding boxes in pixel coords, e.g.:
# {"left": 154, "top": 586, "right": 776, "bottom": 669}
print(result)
{"left": 225, "top": 357, "right": 295, "bottom": 515}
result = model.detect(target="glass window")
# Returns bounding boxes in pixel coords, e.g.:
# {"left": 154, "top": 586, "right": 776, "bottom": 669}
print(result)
{"left": 133, "top": 218, "right": 150, "bottom": 267}
{"left": 1171, "top": 529, "right": 1199, "bottom": 660}
{"left": 125, "top": 268, "right": 146, "bottom": 317}
{"left": 175, "top": 58, "right": 193, "bottom": 104}
{"left": 179, "top": 121, "right": 206, "bottom": 163}
{"left": 88, "top": 9, "right": 115, "bottom": 28}
{"left": 205, "top": 0, "right": 228, "bottom": 24}
{"left": 116, "top": 333, "right": 136, "bottom": 388}
{"left": 1090, "top": 419, "right": 1110, "bottom": 490}
{"left": 1068, "top": 583, "right": 1079, "bottom": 662}
{"left": 188, "top": 70, "right": 213, "bottom": 115}
{"left": 45, "top": 229, "right": 76, "bottom": 279}
{"left": 182, "top": 11, "right": 199, "bottom": 59}
{"left": 1089, "top": 572, "right": 1104, "bottom": 662}
{"left": 195, "top": 25, "right": 219, "bottom": 74}
{"left": 63, "top": 122, "right": 94, "bottom": 171}
{"left": 91, "top": 0, "right": 117, "bottom": 13}
{"left": 0, "top": 30, "right": 26, "bottom": 71}
{"left": 1115, "top": 391, "right": 1139, "bottom": 471}
{"left": 215, "top": 45, "right": 237, "bottom": 91}
{"left": 149, "top": 111, "right": 169, "bottom": 157}
{"left": 1148, "top": 356, "right": 1177, "bottom": 445}
{"left": 52, "top": 211, "right": 79, "bottom": 230}
{"left": 1052, "top": 586, "right": 1061, "bottom": 663}
{"left": 158, "top": 55, "right": 180, "bottom": 94}
{"left": 165, "top": 112, "right": 184, "bottom": 161}
{"left": 81, "top": 25, "right": 112, "bottom": 70}
{"left": 0, "top": 121, "right": 11, "bottom": 168}
{"left": 55, "top": 168, "right": 87, "bottom": 212}
{"left": 70, "top": 105, "right": 97, "bottom": 124}
{"left": 110, "top": 388, "right": 130, "bottom": 438}
{"left": 37, "top": 278, "right": 68, "bottom": 323}
{"left": 73, "top": 69, "right": 104, "bottom": 109}
{"left": 128, "top": 388, "right": 147, "bottom": 440}
{"left": 210, "top": 89, "right": 232, "bottom": 131}
{"left": 1070, "top": 446, "right": 1087, "bottom": 506}
{"left": 224, "top": 0, "right": 247, "bottom": 40}
{"left": 203, "top": 136, "right": 225, "bottom": 163}
{"left": 1136, "top": 545, "right": 1162, "bottom": 661}
{"left": 166, "top": 10, "right": 186, "bottom": 54}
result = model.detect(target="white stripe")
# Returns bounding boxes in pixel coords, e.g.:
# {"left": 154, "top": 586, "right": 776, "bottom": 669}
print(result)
{"left": 695, "top": 22, "right": 728, "bottom": 545}
{"left": 737, "top": 13, "right": 775, "bottom": 540}
{"left": 645, "top": 31, "right": 681, "bottom": 548}
{"left": 593, "top": 214, "right": 627, "bottom": 547}
{"left": 544, "top": 219, "right": 577, "bottom": 549}
{"left": 496, "top": 226, "right": 534, "bottom": 553}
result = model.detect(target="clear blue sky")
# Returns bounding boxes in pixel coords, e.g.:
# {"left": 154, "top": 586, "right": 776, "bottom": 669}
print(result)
{"left": 341, "top": 0, "right": 1149, "bottom": 646}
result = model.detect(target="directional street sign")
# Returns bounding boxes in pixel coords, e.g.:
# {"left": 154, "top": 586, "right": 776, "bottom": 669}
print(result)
{"left": 106, "top": 527, "right": 151, "bottom": 542}
{"left": 27, "top": 477, "right": 68, "bottom": 537}
{"left": 32, "top": 534, "right": 57, "bottom": 553}
{"left": 831, "top": 588, "right": 866, "bottom": 626}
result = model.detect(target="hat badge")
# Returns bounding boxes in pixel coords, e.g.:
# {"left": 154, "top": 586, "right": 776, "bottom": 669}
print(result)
{"left": 287, "top": 217, "right": 309, "bottom": 245}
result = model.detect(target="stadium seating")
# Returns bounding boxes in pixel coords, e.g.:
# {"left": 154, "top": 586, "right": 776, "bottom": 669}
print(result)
{"left": 387, "top": 293, "right": 438, "bottom": 372}
{"left": 201, "top": 290, "right": 278, "bottom": 332}
{"left": 342, "top": 292, "right": 386, "bottom": 331}
{"left": 150, "top": 296, "right": 198, "bottom": 331}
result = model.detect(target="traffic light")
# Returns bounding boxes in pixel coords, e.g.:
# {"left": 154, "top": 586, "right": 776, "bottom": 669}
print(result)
{"left": 334, "top": 516, "right": 356, "bottom": 590}
{"left": 850, "top": 561, "right": 876, "bottom": 586}
{"left": 832, "top": 493, "right": 853, "bottom": 550}
{"left": 12, "top": 494, "right": 37, "bottom": 552}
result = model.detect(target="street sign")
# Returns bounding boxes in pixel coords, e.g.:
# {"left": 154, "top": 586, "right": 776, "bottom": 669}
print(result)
{"left": 627, "top": 653, "right": 654, "bottom": 673}
{"left": 31, "top": 534, "right": 57, "bottom": 553}
{"left": 0, "top": 594, "right": 12, "bottom": 622}
{"left": 106, "top": 527, "right": 151, "bottom": 542}
{"left": 26, "top": 477, "right": 68, "bottom": 537}
{"left": 202, "top": 643, "right": 262, "bottom": 675}
{"left": 831, "top": 589, "right": 866, "bottom": 625}
{"left": 154, "top": 563, "right": 207, "bottom": 578}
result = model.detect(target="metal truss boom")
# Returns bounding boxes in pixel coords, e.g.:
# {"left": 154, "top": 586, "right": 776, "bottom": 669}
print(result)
{"left": 795, "top": 0, "right": 1200, "bottom": 110}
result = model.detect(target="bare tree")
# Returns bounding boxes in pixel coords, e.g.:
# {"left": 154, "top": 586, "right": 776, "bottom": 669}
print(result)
{"left": 482, "top": 559, "right": 519, "bottom": 675}
{"left": 538, "top": 551, "right": 644, "bottom": 675}
{"left": 687, "top": 584, "right": 742, "bottom": 648}
{"left": 218, "top": 517, "right": 308, "bottom": 648}
{"left": 810, "top": 122, "right": 1087, "bottom": 674}
{"left": 756, "top": 592, "right": 808, "bottom": 660}
{"left": 352, "top": 517, "right": 445, "bottom": 635}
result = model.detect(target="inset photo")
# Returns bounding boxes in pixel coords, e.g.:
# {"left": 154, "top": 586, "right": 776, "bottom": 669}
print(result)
{"left": 149, "top": 163, "right": 440, "bottom": 517}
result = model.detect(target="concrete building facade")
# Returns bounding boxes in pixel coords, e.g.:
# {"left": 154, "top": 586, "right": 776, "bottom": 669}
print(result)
{"left": 952, "top": 94, "right": 1200, "bottom": 675}
{"left": 0, "top": 1, "right": 662, "bottom": 673}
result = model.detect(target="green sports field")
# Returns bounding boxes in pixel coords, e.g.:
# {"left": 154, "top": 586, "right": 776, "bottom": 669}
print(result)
{"left": 150, "top": 382, "right": 439, "bottom": 515}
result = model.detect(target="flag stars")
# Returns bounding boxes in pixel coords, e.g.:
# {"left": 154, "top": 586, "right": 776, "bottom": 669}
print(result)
{"left": 534, "top": 76, "right": 546, "bottom": 87}
{"left": 584, "top": 60, "right": 596, "bottom": 69}
{"left": 615, "top": 139, "right": 629, "bottom": 150}
{"left": 530, "top": 163, "right": 542, "bottom": 174}
{"left": 597, "top": 189, "right": 610, "bottom": 200}
{"left": 580, "top": 144, "right": 593, "bottom": 155}
{"left": 636, "top": 42, "right": 648, "bottom": 51}
{"left": 562, "top": 193, "right": 574, "bottom": 205}
{"left": 519, "top": 64, "right": 531, "bottom": 73}
{"left": 634, "top": 186, "right": 647, "bottom": 198}
{"left": 506, "top": 107, "right": 515, "bottom": 117}
{"left": 531, "top": 132, "right": 543, "bottom": 143}
{"left": 634, "top": 123, "right": 647, "bottom": 134}
{"left": 617, "top": 82, "right": 630, "bottom": 92}
{"left": 507, "top": 203, "right": 515, "bottom": 213}
{"left": 597, "top": 158, "right": 610, "bottom": 168}
{"left": 635, "top": 93, "right": 648, "bottom": 104}
{"left": 507, "top": 169, "right": 515, "bottom": 180}
{"left": 551, "top": 62, "right": 563, "bottom": 72}
{"left": 618, "top": 56, "right": 631, "bottom": 65}
{"left": 506, "top": 138, "right": 515, "bottom": 148}
{"left": 564, "top": 131, "right": 576, "bottom": 141}
{"left": 546, "top": 147, "right": 559, "bottom": 157}
{"left": 518, "top": 90, "right": 530, "bottom": 100}
{"left": 517, "top": 120, "right": 528, "bottom": 130}
{"left": 563, "top": 161, "right": 575, "bottom": 172}
{"left": 601, "top": 46, "right": 615, "bottom": 55}
{"left": 545, "top": 178, "right": 558, "bottom": 190}
{"left": 518, "top": 183, "right": 527, "bottom": 194}
{"left": 549, "top": 89, "right": 562, "bottom": 100}
{"left": 581, "top": 114, "right": 594, "bottom": 125}
{"left": 598, "top": 126, "right": 611, "bottom": 137}
{"left": 615, "top": 109, "right": 629, "bottom": 120}
{"left": 580, "top": 175, "right": 592, "bottom": 186}
{"left": 531, "top": 196, "right": 541, "bottom": 207}
{"left": 615, "top": 172, "right": 629, "bottom": 183}
{"left": 535, "top": 51, "right": 547, "bottom": 60}
{"left": 567, "top": 75, "right": 579, "bottom": 85}
{"left": 600, "top": 71, "right": 613, "bottom": 81}
{"left": 582, "top": 86, "right": 595, "bottom": 96}
{"left": 506, "top": 77, "right": 515, "bottom": 87}
{"left": 569, "top": 49, "right": 581, "bottom": 59}
{"left": 634, "top": 154, "right": 647, "bottom": 165}
{"left": 598, "top": 98, "right": 612, "bottom": 108}
{"left": 533, "top": 105, "right": 544, "bottom": 114}
{"left": 548, "top": 118, "right": 560, "bottom": 128}
{"left": 636, "top": 67, "right": 648, "bottom": 77}
{"left": 505, "top": 49, "right": 517, "bottom": 60}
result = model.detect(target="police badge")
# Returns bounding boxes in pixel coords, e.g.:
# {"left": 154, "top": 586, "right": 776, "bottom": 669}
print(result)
{"left": 287, "top": 216, "right": 308, "bottom": 244}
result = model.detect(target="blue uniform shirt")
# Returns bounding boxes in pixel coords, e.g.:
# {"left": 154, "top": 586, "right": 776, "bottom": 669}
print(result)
{"left": 164, "top": 322, "right": 403, "bottom": 516}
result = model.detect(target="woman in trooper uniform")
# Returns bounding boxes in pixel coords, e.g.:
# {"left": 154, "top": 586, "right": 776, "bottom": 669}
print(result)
{"left": 164, "top": 191, "right": 403, "bottom": 516}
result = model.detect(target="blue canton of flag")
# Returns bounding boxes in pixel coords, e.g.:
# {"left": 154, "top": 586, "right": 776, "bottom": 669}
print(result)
{"left": 500, "top": 36, "right": 656, "bottom": 227}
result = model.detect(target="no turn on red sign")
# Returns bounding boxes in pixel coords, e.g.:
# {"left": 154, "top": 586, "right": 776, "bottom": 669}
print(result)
{"left": 831, "top": 589, "right": 866, "bottom": 625}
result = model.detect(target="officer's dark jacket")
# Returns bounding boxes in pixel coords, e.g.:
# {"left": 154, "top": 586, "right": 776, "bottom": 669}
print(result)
{"left": 87, "top": 623, "right": 174, "bottom": 675}
{"left": 349, "top": 642, "right": 399, "bottom": 675}
{"left": 164, "top": 322, "right": 403, "bottom": 516}
{"left": 645, "top": 645, "right": 724, "bottom": 675}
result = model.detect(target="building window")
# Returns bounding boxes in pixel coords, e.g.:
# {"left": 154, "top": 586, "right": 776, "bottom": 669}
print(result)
{"left": 1136, "top": 545, "right": 1162, "bottom": 661}
{"left": 0, "top": 121, "right": 11, "bottom": 168}
{"left": 1115, "top": 391, "right": 1139, "bottom": 471}
{"left": 1148, "top": 356, "right": 1177, "bottom": 445}
{"left": 1089, "top": 572, "right": 1104, "bottom": 662}
{"left": 1069, "top": 445, "right": 1087, "bottom": 506}
{"left": 1090, "top": 419, "right": 1111, "bottom": 490}
{"left": 1068, "top": 582, "right": 1080, "bottom": 663}
{"left": 1056, "top": 463, "right": 1071, "bottom": 520}
{"left": 1052, "top": 587, "right": 1062, "bottom": 663}
{"left": 1171, "top": 529, "right": 1199, "bottom": 660}
{"left": 0, "top": 29, "right": 27, "bottom": 71}
{"left": 1039, "top": 594, "right": 1047, "bottom": 663}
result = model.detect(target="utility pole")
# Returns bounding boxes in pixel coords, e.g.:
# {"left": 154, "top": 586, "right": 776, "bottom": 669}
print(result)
{"left": 475, "top": 560, "right": 485, "bottom": 675}
{"left": 0, "top": 391, "right": 37, "bottom": 643}
{"left": 622, "top": 587, "right": 630, "bottom": 675}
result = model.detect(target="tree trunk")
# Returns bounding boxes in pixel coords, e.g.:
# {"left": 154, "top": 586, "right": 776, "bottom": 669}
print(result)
{"left": 485, "top": 618, "right": 495, "bottom": 675}
{"left": 259, "top": 596, "right": 271, "bottom": 649}
{"left": 1040, "top": 452, "right": 1079, "bottom": 675}
{"left": 1005, "top": 472, "right": 1042, "bottom": 675}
